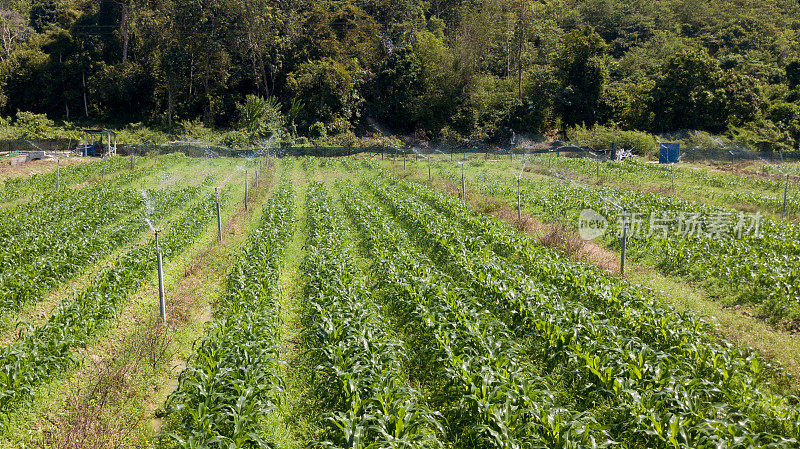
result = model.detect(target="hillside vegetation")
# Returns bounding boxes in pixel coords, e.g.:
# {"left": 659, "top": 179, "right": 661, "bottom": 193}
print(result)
{"left": 1, "top": 0, "right": 799, "bottom": 149}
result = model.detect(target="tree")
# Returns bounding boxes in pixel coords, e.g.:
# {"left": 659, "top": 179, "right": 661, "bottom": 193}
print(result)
{"left": 286, "top": 58, "right": 360, "bottom": 129}
{"left": 556, "top": 26, "right": 608, "bottom": 128}
{"left": 649, "top": 48, "right": 720, "bottom": 132}
{"left": 0, "top": 9, "right": 31, "bottom": 61}
{"left": 787, "top": 60, "right": 800, "bottom": 89}
{"left": 370, "top": 44, "right": 424, "bottom": 132}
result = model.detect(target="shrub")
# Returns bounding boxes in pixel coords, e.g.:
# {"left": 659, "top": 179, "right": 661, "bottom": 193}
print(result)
{"left": 14, "top": 110, "right": 54, "bottom": 139}
{"left": 568, "top": 124, "right": 658, "bottom": 156}
{"left": 237, "top": 95, "right": 285, "bottom": 140}
{"left": 116, "top": 123, "right": 170, "bottom": 144}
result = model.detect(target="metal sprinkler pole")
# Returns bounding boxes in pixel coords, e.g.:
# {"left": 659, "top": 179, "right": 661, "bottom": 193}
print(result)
{"left": 517, "top": 177, "right": 521, "bottom": 221}
{"left": 428, "top": 157, "right": 431, "bottom": 181}
{"left": 620, "top": 214, "right": 627, "bottom": 276}
{"left": 783, "top": 174, "right": 789, "bottom": 218}
{"left": 461, "top": 164, "right": 465, "bottom": 201}
{"left": 56, "top": 158, "right": 60, "bottom": 192}
{"left": 215, "top": 187, "right": 222, "bottom": 243}
{"left": 244, "top": 170, "right": 249, "bottom": 211}
{"left": 155, "top": 230, "right": 166, "bottom": 323}
{"left": 596, "top": 157, "right": 600, "bottom": 181}
{"left": 403, "top": 151, "right": 406, "bottom": 169}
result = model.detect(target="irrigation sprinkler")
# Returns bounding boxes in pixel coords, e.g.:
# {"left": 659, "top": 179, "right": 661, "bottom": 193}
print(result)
{"left": 255, "top": 169, "right": 259, "bottom": 189}
{"left": 783, "top": 174, "right": 789, "bottom": 218}
{"left": 403, "top": 151, "right": 407, "bottom": 170}
{"left": 155, "top": 229, "right": 166, "bottom": 324}
{"left": 56, "top": 158, "right": 60, "bottom": 193}
{"left": 215, "top": 187, "right": 222, "bottom": 243}
{"left": 510, "top": 150, "right": 513, "bottom": 162}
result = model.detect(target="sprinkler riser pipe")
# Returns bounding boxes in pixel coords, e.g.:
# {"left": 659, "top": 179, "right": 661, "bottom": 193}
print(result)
{"left": 783, "top": 175, "right": 789, "bottom": 218}
{"left": 157, "top": 250, "right": 166, "bottom": 323}
{"left": 620, "top": 223, "right": 627, "bottom": 276}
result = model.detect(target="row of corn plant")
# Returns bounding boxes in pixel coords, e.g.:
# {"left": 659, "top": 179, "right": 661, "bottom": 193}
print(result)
{"left": 339, "top": 180, "right": 614, "bottom": 448}
{"left": 440, "top": 159, "right": 800, "bottom": 322}
{"left": 161, "top": 178, "right": 295, "bottom": 449}
{"left": 0, "top": 186, "right": 201, "bottom": 314}
{"left": 0, "top": 153, "right": 182, "bottom": 245}
{"left": 0, "top": 154, "right": 165, "bottom": 204}
{"left": 364, "top": 174, "right": 800, "bottom": 448}
{"left": 0, "top": 178, "right": 224, "bottom": 419}
{"left": 302, "top": 182, "right": 442, "bottom": 448}
{"left": 521, "top": 155, "right": 798, "bottom": 217}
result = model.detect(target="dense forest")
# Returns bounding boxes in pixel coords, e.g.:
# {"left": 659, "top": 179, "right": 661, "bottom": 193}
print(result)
{"left": 1, "top": 0, "right": 800, "bottom": 150}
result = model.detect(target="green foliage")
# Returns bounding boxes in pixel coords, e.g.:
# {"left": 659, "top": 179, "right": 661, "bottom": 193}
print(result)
{"left": 236, "top": 95, "right": 285, "bottom": 140}
{"left": 116, "top": 123, "right": 170, "bottom": 144}
{"left": 679, "top": 130, "right": 733, "bottom": 151}
{"left": 569, "top": 123, "right": 658, "bottom": 156}
{"left": 14, "top": 110, "right": 54, "bottom": 139}
{"left": 556, "top": 26, "right": 608, "bottom": 128}
{"left": 287, "top": 58, "right": 360, "bottom": 130}
{"left": 0, "top": 0, "right": 798, "bottom": 150}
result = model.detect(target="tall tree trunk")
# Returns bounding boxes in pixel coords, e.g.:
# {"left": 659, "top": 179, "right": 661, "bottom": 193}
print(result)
{"left": 121, "top": 4, "right": 129, "bottom": 63}
{"left": 82, "top": 71, "right": 89, "bottom": 117}
{"left": 517, "top": 29, "right": 524, "bottom": 100}
{"left": 167, "top": 79, "right": 173, "bottom": 126}
{"left": 60, "top": 53, "right": 69, "bottom": 120}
